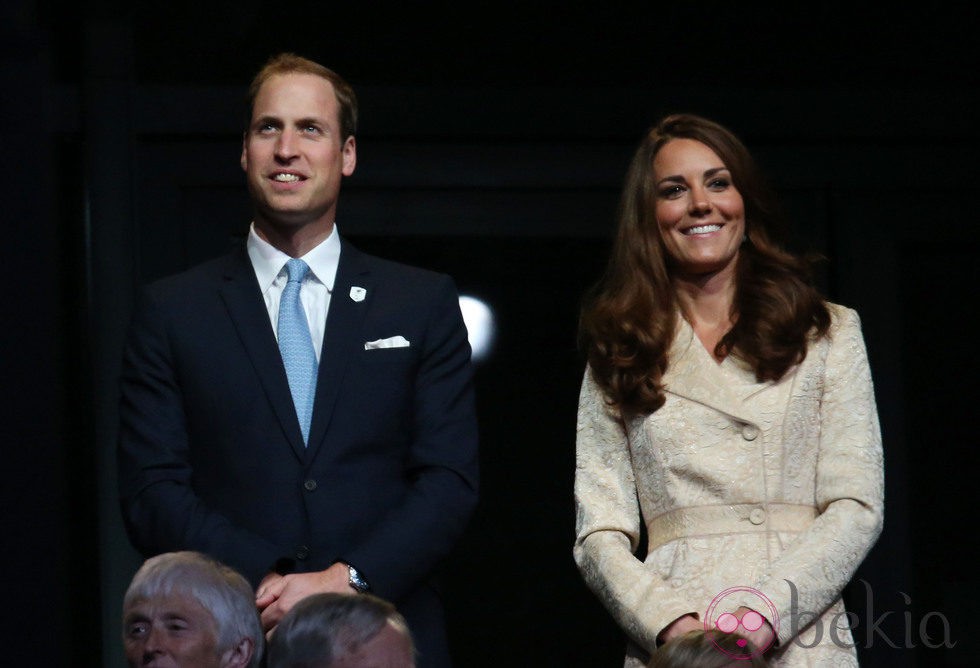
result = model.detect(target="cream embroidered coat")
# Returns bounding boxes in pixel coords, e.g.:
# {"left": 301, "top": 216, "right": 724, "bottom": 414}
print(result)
{"left": 574, "top": 304, "right": 884, "bottom": 667}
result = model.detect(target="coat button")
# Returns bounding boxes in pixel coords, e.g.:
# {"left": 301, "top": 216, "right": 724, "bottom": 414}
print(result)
{"left": 295, "top": 545, "right": 310, "bottom": 560}
{"left": 749, "top": 508, "right": 766, "bottom": 525}
{"left": 303, "top": 479, "right": 317, "bottom": 491}
{"left": 741, "top": 423, "right": 759, "bottom": 441}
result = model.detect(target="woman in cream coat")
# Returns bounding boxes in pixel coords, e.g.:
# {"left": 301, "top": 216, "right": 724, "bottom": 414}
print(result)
{"left": 574, "top": 114, "right": 883, "bottom": 667}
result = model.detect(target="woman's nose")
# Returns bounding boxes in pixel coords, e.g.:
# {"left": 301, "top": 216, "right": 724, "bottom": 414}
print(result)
{"left": 688, "top": 187, "right": 711, "bottom": 214}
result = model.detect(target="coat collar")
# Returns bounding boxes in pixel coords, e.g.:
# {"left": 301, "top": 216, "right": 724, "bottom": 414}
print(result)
{"left": 218, "top": 246, "right": 308, "bottom": 458}
{"left": 216, "top": 238, "right": 374, "bottom": 462}
{"left": 661, "top": 316, "right": 773, "bottom": 425}
{"left": 305, "top": 239, "right": 373, "bottom": 462}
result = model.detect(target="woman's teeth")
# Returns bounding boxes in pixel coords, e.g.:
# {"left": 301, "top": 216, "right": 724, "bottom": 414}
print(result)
{"left": 684, "top": 224, "right": 721, "bottom": 235}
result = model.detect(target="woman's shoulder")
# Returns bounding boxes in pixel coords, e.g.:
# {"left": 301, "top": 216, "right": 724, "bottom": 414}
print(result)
{"left": 825, "top": 301, "right": 862, "bottom": 331}
{"left": 817, "top": 301, "right": 870, "bottom": 356}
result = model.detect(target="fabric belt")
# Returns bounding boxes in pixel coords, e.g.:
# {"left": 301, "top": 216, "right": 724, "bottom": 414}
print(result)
{"left": 645, "top": 503, "right": 818, "bottom": 552}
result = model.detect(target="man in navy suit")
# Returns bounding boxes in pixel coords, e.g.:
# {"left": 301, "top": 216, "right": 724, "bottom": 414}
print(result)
{"left": 118, "top": 53, "right": 479, "bottom": 668}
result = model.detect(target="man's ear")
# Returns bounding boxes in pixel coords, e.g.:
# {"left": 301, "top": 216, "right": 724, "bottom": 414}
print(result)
{"left": 221, "top": 636, "right": 254, "bottom": 668}
{"left": 342, "top": 135, "right": 357, "bottom": 176}
{"left": 240, "top": 132, "right": 249, "bottom": 172}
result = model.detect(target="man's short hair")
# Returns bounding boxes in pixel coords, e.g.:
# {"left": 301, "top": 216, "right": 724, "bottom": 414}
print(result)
{"left": 246, "top": 52, "right": 358, "bottom": 141}
{"left": 266, "top": 592, "right": 414, "bottom": 667}
{"left": 647, "top": 629, "right": 772, "bottom": 667}
{"left": 123, "top": 551, "right": 263, "bottom": 667}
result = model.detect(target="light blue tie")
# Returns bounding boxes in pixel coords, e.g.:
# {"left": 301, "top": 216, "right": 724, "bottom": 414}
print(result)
{"left": 278, "top": 259, "right": 318, "bottom": 445}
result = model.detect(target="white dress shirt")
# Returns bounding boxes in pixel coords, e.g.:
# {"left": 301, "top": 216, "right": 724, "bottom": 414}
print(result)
{"left": 246, "top": 223, "right": 341, "bottom": 361}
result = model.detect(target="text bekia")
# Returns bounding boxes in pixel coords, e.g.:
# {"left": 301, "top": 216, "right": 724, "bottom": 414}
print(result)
{"left": 785, "top": 579, "right": 955, "bottom": 649}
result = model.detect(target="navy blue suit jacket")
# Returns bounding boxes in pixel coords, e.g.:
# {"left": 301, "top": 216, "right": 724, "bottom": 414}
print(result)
{"left": 118, "top": 238, "right": 479, "bottom": 665}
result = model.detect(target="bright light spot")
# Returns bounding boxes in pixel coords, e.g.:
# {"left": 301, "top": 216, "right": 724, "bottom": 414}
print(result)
{"left": 458, "top": 295, "right": 496, "bottom": 362}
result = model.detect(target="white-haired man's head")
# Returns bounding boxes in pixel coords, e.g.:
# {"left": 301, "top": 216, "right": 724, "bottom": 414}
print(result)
{"left": 122, "top": 551, "right": 262, "bottom": 667}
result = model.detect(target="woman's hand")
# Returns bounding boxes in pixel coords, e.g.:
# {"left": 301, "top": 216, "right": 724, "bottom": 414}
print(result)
{"left": 722, "top": 606, "right": 776, "bottom": 653}
{"left": 657, "top": 613, "right": 703, "bottom": 644}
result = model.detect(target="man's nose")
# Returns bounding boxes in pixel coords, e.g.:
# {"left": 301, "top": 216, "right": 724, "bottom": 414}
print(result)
{"left": 275, "top": 129, "right": 298, "bottom": 160}
{"left": 142, "top": 626, "right": 165, "bottom": 660}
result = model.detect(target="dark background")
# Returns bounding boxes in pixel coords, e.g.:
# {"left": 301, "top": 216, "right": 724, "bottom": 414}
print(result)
{"left": 3, "top": 2, "right": 978, "bottom": 666}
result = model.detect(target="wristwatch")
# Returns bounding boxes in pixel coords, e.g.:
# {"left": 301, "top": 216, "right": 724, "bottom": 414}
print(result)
{"left": 346, "top": 563, "right": 370, "bottom": 593}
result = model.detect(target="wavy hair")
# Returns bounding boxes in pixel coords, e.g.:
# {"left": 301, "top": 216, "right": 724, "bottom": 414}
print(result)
{"left": 580, "top": 114, "right": 829, "bottom": 416}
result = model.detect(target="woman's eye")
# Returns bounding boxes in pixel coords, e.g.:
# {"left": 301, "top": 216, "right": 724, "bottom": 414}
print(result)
{"left": 659, "top": 185, "right": 684, "bottom": 199}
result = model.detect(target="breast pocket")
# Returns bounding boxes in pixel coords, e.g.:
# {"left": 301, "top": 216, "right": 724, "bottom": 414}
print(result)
{"left": 352, "top": 345, "right": 417, "bottom": 402}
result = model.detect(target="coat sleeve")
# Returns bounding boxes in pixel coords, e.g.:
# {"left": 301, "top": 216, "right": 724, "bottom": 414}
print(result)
{"left": 338, "top": 275, "right": 479, "bottom": 602}
{"left": 117, "top": 286, "right": 284, "bottom": 583}
{"left": 737, "top": 305, "right": 885, "bottom": 645}
{"left": 573, "top": 368, "right": 695, "bottom": 652}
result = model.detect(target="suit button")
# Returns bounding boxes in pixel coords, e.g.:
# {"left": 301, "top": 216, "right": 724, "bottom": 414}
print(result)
{"left": 741, "top": 423, "right": 759, "bottom": 441}
{"left": 749, "top": 508, "right": 766, "bottom": 525}
{"left": 303, "top": 479, "right": 317, "bottom": 491}
{"left": 295, "top": 545, "right": 310, "bottom": 560}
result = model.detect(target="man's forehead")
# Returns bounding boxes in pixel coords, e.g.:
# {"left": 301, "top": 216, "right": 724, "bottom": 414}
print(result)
{"left": 249, "top": 76, "right": 342, "bottom": 132}
{"left": 124, "top": 591, "right": 211, "bottom": 618}
{"left": 254, "top": 74, "right": 337, "bottom": 108}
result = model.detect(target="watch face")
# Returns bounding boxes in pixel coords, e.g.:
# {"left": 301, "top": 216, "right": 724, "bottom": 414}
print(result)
{"left": 349, "top": 566, "right": 369, "bottom": 592}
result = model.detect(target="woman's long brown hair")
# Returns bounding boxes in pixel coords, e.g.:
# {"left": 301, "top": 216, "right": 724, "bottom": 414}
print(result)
{"left": 580, "top": 114, "right": 830, "bottom": 416}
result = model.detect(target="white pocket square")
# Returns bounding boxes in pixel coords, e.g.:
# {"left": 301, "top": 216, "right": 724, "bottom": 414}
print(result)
{"left": 364, "top": 336, "right": 410, "bottom": 350}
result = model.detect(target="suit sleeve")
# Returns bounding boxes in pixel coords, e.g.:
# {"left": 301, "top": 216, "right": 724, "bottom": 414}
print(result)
{"left": 117, "top": 287, "right": 283, "bottom": 583}
{"left": 736, "top": 305, "right": 885, "bottom": 645}
{"left": 573, "top": 369, "right": 695, "bottom": 651}
{"left": 340, "top": 276, "right": 479, "bottom": 602}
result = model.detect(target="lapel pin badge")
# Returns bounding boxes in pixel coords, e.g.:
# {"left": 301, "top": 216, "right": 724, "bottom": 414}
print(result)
{"left": 349, "top": 286, "right": 367, "bottom": 302}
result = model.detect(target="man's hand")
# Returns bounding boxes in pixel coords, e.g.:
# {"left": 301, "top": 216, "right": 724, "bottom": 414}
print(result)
{"left": 255, "top": 562, "right": 355, "bottom": 635}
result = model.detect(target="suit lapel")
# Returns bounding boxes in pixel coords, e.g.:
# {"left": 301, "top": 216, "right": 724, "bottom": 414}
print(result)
{"left": 218, "top": 247, "right": 308, "bottom": 459}
{"left": 305, "top": 240, "right": 373, "bottom": 461}
{"left": 662, "top": 316, "right": 771, "bottom": 424}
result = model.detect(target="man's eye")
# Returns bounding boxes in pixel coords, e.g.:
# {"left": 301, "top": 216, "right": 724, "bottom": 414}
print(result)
{"left": 126, "top": 622, "right": 148, "bottom": 638}
{"left": 303, "top": 125, "right": 321, "bottom": 134}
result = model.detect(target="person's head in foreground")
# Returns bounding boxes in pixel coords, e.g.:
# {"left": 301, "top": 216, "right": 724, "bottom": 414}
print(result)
{"left": 122, "top": 551, "right": 262, "bottom": 668}
{"left": 266, "top": 592, "right": 415, "bottom": 668}
{"left": 647, "top": 629, "right": 772, "bottom": 667}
